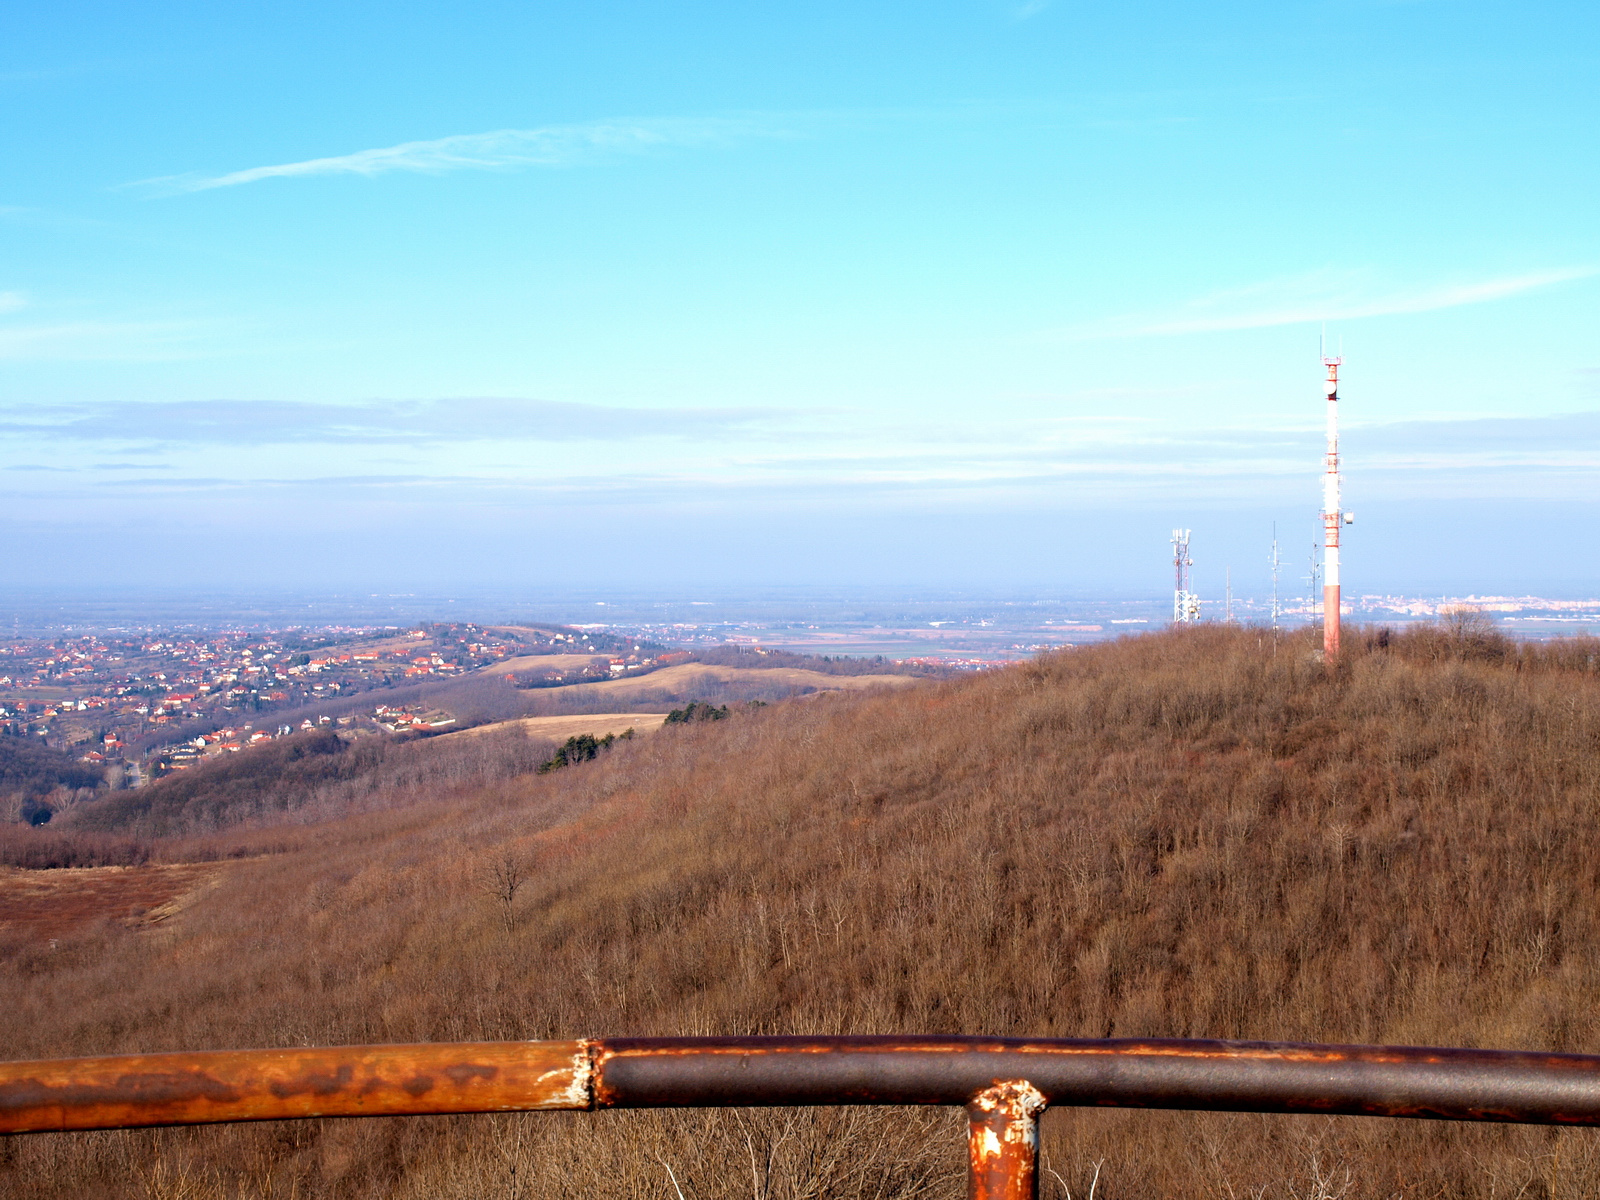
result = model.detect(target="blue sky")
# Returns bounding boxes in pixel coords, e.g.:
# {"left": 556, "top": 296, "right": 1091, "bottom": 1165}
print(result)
{"left": 2, "top": 1, "right": 1597, "bottom": 596}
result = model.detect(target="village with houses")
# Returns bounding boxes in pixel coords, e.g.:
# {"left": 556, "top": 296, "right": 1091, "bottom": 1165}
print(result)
{"left": 0, "top": 620, "right": 655, "bottom": 782}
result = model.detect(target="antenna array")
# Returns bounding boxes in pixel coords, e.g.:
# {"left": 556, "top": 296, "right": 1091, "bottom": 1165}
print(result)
{"left": 1172, "top": 529, "right": 1199, "bottom": 623}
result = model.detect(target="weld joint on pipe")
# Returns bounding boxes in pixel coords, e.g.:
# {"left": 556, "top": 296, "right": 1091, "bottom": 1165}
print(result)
{"left": 573, "top": 1039, "right": 600, "bottom": 1110}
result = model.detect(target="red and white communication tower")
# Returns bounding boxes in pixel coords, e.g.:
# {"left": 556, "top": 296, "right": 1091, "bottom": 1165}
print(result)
{"left": 1321, "top": 355, "right": 1354, "bottom": 659}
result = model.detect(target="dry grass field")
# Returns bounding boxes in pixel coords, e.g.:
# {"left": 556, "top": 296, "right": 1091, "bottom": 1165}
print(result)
{"left": 0, "top": 862, "right": 219, "bottom": 941}
{"left": 445, "top": 712, "right": 670, "bottom": 741}
{"left": 8, "top": 619, "right": 1600, "bottom": 1197}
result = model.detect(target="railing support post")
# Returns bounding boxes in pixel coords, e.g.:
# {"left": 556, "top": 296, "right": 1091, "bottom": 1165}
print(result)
{"left": 967, "top": 1080, "right": 1046, "bottom": 1200}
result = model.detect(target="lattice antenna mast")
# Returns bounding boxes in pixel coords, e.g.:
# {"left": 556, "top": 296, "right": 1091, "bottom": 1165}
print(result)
{"left": 1171, "top": 529, "right": 1199, "bottom": 623}
{"left": 1321, "top": 354, "right": 1352, "bottom": 660}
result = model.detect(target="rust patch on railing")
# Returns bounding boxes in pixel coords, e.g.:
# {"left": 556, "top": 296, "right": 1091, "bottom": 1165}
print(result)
{"left": 967, "top": 1080, "right": 1046, "bottom": 1200}
{"left": 0, "top": 1040, "right": 592, "bottom": 1134}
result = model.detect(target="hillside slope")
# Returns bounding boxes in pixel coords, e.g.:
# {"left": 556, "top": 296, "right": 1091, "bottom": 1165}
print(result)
{"left": 51, "top": 725, "right": 558, "bottom": 840}
{"left": 7, "top": 623, "right": 1600, "bottom": 1198}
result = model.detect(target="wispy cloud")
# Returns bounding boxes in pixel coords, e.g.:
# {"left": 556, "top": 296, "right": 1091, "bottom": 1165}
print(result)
{"left": 1060, "top": 266, "right": 1597, "bottom": 340}
{"left": 1347, "top": 410, "right": 1600, "bottom": 457}
{"left": 0, "top": 291, "right": 25, "bottom": 315}
{"left": 0, "top": 396, "right": 800, "bottom": 445}
{"left": 131, "top": 116, "right": 781, "bottom": 196}
{"left": 7, "top": 408, "right": 1600, "bottom": 513}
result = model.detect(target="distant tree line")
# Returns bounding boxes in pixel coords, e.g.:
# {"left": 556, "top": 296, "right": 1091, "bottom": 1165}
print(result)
{"left": 688, "top": 647, "right": 950, "bottom": 678}
{"left": 511, "top": 665, "right": 612, "bottom": 691}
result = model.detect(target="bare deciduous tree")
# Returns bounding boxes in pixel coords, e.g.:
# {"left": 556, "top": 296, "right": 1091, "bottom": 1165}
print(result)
{"left": 480, "top": 851, "right": 528, "bottom": 934}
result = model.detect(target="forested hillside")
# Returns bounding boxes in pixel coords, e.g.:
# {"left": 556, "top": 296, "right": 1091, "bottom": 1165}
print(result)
{"left": 6, "top": 621, "right": 1600, "bottom": 1198}
{"left": 60, "top": 727, "right": 550, "bottom": 839}
{"left": 0, "top": 735, "right": 104, "bottom": 826}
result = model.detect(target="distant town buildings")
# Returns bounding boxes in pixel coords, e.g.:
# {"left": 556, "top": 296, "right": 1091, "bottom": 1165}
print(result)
{"left": 0, "top": 622, "right": 594, "bottom": 774}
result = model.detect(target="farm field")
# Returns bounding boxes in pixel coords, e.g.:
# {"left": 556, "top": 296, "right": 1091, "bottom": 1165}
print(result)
{"left": 446, "top": 712, "right": 670, "bottom": 741}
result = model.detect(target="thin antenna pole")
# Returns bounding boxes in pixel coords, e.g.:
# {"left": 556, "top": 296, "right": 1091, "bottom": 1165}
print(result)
{"left": 1226, "top": 566, "right": 1233, "bottom": 623}
{"left": 1270, "top": 524, "right": 1281, "bottom": 631}
{"left": 1321, "top": 353, "right": 1344, "bottom": 661}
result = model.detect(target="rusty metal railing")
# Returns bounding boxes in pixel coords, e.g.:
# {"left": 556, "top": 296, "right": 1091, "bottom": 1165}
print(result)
{"left": 8, "top": 1036, "right": 1600, "bottom": 1198}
